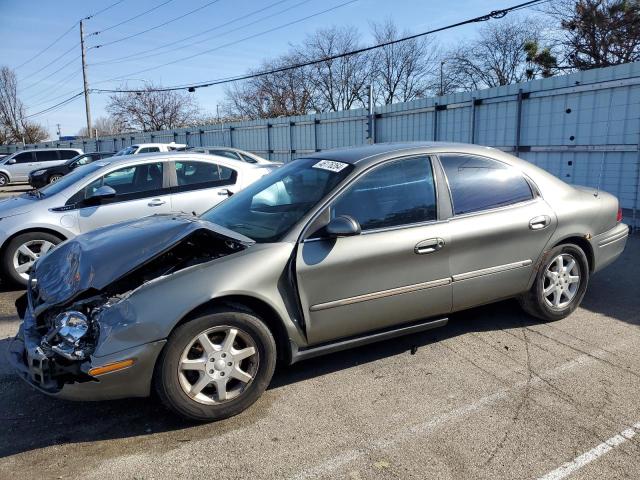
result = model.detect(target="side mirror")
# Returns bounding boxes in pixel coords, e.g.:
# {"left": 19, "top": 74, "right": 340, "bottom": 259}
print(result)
{"left": 84, "top": 185, "right": 116, "bottom": 206}
{"left": 7, "top": 158, "right": 16, "bottom": 165}
{"left": 325, "top": 215, "right": 361, "bottom": 238}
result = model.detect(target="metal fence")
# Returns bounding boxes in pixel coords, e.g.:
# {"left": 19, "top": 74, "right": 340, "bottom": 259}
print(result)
{"left": 3, "top": 62, "right": 639, "bottom": 223}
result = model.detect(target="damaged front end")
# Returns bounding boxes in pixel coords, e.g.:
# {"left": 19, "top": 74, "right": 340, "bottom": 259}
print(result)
{"left": 9, "top": 214, "right": 254, "bottom": 398}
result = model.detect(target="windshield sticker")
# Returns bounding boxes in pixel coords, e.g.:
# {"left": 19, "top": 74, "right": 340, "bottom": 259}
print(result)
{"left": 312, "top": 160, "right": 349, "bottom": 172}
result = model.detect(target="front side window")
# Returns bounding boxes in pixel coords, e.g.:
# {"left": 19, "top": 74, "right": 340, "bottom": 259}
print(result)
{"left": 67, "top": 162, "right": 164, "bottom": 205}
{"left": 13, "top": 152, "right": 34, "bottom": 163}
{"left": 74, "top": 154, "right": 93, "bottom": 166}
{"left": 331, "top": 156, "right": 437, "bottom": 231}
{"left": 440, "top": 154, "right": 533, "bottom": 215}
{"left": 34, "top": 151, "right": 59, "bottom": 162}
{"left": 202, "top": 158, "right": 353, "bottom": 242}
{"left": 175, "top": 161, "right": 236, "bottom": 192}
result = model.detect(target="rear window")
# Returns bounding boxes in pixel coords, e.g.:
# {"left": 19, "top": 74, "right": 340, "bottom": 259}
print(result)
{"left": 440, "top": 154, "right": 533, "bottom": 215}
{"left": 34, "top": 151, "right": 59, "bottom": 162}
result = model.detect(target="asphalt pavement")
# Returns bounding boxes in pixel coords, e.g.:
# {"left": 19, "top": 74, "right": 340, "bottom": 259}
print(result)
{"left": 0, "top": 184, "right": 638, "bottom": 480}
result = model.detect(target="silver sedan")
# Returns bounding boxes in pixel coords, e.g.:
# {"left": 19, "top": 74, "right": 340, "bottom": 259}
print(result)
{"left": 0, "top": 152, "right": 277, "bottom": 285}
{"left": 10, "top": 142, "right": 628, "bottom": 421}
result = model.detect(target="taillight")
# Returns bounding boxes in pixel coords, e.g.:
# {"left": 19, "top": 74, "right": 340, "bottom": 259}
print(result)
{"left": 616, "top": 207, "right": 623, "bottom": 223}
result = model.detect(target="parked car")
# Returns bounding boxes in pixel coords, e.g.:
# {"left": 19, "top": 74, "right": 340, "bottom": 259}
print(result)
{"left": 0, "top": 148, "right": 83, "bottom": 186}
{"left": 113, "top": 142, "right": 187, "bottom": 156}
{"left": 0, "top": 152, "right": 277, "bottom": 285}
{"left": 9, "top": 142, "right": 628, "bottom": 421}
{"left": 189, "top": 146, "right": 278, "bottom": 165}
{"left": 28, "top": 151, "right": 116, "bottom": 188}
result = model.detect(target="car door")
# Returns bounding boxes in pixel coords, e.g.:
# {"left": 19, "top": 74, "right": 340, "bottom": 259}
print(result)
{"left": 9, "top": 151, "right": 37, "bottom": 181}
{"left": 169, "top": 160, "right": 239, "bottom": 215}
{"left": 296, "top": 155, "right": 452, "bottom": 345}
{"left": 33, "top": 150, "right": 65, "bottom": 171}
{"left": 73, "top": 161, "right": 171, "bottom": 232}
{"left": 438, "top": 153, "right": 557, "bottom": 310}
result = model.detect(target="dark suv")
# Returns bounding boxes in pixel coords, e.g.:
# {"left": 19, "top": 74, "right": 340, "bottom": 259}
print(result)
{"left": 28, "top": 151, "right": 115, "bottom": 188}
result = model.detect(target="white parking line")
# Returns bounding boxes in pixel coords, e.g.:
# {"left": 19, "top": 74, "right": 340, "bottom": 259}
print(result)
{"left": 291, "top": 348, "right": 609, "bottom": 480}
{"left": 537, "top": 422, "right": 640, "bottom": 480}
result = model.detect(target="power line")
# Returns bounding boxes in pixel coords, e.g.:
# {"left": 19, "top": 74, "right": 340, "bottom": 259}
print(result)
{"left": 89, "top": 0, "right": 294, "bottom": 66}
{"left": 91, "top": 0, "right": 359, "bottom": 86}
{"left": 22, "top": 68, "right": 83, "bottom": 105}
{"left": 94, "top": 0, "right": 547, "bottom": 94}
{"left": 90, "top": 0, "right": 223, "bottom": 50}
{"left": 88, "top": 0, "right": 176, "bottom": 37}
{"left": 13, "top": 0, "right": 127, "bottom": 71}
{"left": 20, "top": 55, "right": 79, "bottom": 93}
{"left": 24, "top": 92, "right": 84, "bottom": 119}
{"left": 18, "top": 42, "right": 80, "bottom": 85}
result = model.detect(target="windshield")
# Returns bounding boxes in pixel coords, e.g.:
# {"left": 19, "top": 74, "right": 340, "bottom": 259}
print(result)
{"left": 114, "top": 146, "right": 137, "bottom": 156}
{"left": 202, "top": 158, "right": 353, "bottom": 243}
{"left": 37, "top": 162, "right": 109, "bottom": 197}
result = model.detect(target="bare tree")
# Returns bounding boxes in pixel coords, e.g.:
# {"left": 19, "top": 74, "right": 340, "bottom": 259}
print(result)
{"left": 0, "top": 66, "right": 47, "bottom": 144}
{"left": 106, "top": 83, "right": 200, "bottom": 132}
{"left": 370, "top": 19, "right": 439, "bottom": 104}
{"left": 296, "top": 26, "right": 370, "bottom": 112}
{"left": 445, "top": 17, "right": 545, "bottom": 91}
{"left": 546, "top": 0, "right": 640, "bottom": 69}
{"left": 225, "top": 54, "right": 313, "bottom": 119}
{"left": 77, "top": 116, "right": 128, "bottom": 137}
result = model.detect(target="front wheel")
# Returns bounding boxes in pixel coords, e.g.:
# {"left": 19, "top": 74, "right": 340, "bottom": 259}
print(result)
{"left": 519, "top": 243, "right": 589, "bottom": 321}
{"left": 48, "top": 174, "right": 63, "bottom": 184}
{"left": 0, "top": 173, "right": 9, "bottom": 187}
{"left": 2, "top": 232, "right": 62, "bottom": 286}
{"left": 155, "top": 309, "right": 277, "bottom": 421}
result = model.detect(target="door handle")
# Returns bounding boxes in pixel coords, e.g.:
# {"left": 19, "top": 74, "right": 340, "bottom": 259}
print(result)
{"left": 414, "top": 238, "right": 445, "bottom": 255}
{"left": 148, "top": 199, "right": 166, "bottom": 207}
{"left": 529, "top": 215, "right": 551, "bottom": 230}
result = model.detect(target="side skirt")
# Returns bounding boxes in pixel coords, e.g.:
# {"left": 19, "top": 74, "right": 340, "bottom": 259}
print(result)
{"left": 289, "top": 317, "right": 448, "bottom": 364}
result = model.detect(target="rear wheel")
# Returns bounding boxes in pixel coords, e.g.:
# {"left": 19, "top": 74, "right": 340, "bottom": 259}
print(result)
{"left": 519, "top": 243, "right": 589, "bottom": 321}
{"left": 155, "top": 309, "right": 276, "bottom": 421}
{"left": 2, "top": 232, "right": 62, "bottom": 286}
{"left": 48, "top": 174, "right": 63, "bottom": 184}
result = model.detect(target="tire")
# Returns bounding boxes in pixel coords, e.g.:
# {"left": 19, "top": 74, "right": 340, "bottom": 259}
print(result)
{"left": 2, "top": 232, "right": 63, "bottom": 286}
{"left": 48, "top": 174, "right": 63, "bottom": 184}
{"left": 155, "top": 309, "right": 277, "bottom": 422}
{"left": 519, "top": 243, "right": 589, "bottom": 322}
{"left": 0, "top": 173, "right": 8, "bottom": 187}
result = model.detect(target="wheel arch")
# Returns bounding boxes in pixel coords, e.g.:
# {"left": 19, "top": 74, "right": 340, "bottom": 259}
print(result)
{"left": 170, "top": 294, "right": 293, "bottom": 366}
{"left": 0, "top": 227, "right": 68, "bottom": 255}
{"left": 551, "top": 235, "right": 594, "bottom": 272}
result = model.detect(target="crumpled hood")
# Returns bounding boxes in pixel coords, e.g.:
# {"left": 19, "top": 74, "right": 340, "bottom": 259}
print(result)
{"left": 0, "top": 194, "right": 38, "bottom": 217}
{"left": 32, "top": 214, "right": 255, "bottom": 310}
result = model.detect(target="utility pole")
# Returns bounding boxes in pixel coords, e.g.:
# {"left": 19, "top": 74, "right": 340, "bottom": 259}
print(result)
{"left": 80, "top": 20, "right": 92, "bottom": 139}
{"left": 439, "top": 60, "right": 445, "bottom": 97}
{"left": 56, "top": 123, "right": 61, "bottom": 139}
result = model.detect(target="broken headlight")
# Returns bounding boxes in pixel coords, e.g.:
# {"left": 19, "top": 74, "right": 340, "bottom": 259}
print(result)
{"left": 45, "top": 310, "right": 92, "bottom": 360}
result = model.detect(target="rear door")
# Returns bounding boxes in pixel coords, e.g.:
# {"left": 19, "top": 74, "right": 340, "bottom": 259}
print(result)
{"left": 438, "top": 154, "right": 556, "bottom": 309}
{"left": 169, "top": 160, "right": 239, "bottom": 215}
{"left": 72, "top": 161, "right": 172, "bottom": 232}
{"left": 33, "top": 150, "right": 65, "bottom": 172}
{"left": 296, "top": 155, "right": 452, "bottom": 345}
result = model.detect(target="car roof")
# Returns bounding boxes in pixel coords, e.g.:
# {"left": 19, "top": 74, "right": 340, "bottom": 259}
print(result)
{"left": 100, "top": 151, "right": 264, "bottom": 170}
{"left": 12, "top": 147, "right": 82, "bottom": 153}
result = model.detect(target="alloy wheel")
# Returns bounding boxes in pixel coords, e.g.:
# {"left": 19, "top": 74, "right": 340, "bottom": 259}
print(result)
{"left": 543, "top": 253, "right": 581, "bottom": 309}
{"left": 12, "top": 239, "right": 55, "bottom": 281}
{"left": 177, "top": 326, "right": 259, "bottom": 405}
{"left": 49, "top": 174, "right": 62, "bottom": 183}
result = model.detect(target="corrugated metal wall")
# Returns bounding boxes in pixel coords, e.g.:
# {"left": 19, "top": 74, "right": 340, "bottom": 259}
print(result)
{"left": 3, "top": 62, "right": 639, "bottom": 219}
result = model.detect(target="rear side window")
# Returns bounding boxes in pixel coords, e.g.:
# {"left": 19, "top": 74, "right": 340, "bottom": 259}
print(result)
{"left": 59, "top": 150, "right": 79, "bottom": 159}
{"left": 440, "top": 154, "right": 533, "bottom": 215}
{"left": 174, "top": 161, "right": 237, "bottom": 192}
{"left": 239, "top": 153, "right": 257, "bottom": 164}
{"left": 332, "top": 156, "right": 437, "bottom": 231}
{"left": 211, "top": 150, "right": 241, "bottom": 161}
{"left": 138, "top": 147, "right": 160, "bottom": 153}
{"left": 34, "top": 151, "right": 59, "bottom": 162}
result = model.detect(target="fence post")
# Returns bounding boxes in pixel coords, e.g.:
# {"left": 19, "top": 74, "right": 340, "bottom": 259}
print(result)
{"left": 515, "top": 88, "right": 524, "bottom": 157}
{"left": 228, "top": 127, "right": 234, "bottom": 147}
{"left": 266, "top": 123, "right": 272, "bottom": 160}
{"left": 433, "top": 103, "right": 438, "bottom": 141}
{"left": 289, "top": 121, "right": 295, "bottom": 161}
{"left": 470, "top": 97, "right": 477, "bottom": 144}
{"left": 314, "top": 119, "right": 320, "bottom": 152}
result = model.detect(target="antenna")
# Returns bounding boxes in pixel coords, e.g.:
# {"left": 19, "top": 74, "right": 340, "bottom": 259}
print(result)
{"left": 595, "top": 91, "right": 615, "bottom": 197}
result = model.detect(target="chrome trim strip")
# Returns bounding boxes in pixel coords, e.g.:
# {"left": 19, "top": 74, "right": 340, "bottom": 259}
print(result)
{"left": 452, "top": 259, "right": 532, "bottom": 282}
{"left": 309, "top": 277, "right": 451, "bottom": 312}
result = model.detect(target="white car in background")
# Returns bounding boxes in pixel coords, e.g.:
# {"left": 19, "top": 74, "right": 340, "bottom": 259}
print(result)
{"left": 114, "top": 142, "right": 187, "bottom": 156}
{"left": 0, "top": 152, "right": 278, "bottom": 285}
{"left": 189, "top": 146, "right": 279, "bottom": 165}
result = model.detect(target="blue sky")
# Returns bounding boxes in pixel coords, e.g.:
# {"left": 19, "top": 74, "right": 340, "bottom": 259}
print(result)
{"left": 1, "top": 0, "right": 537, "bottom": 138}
